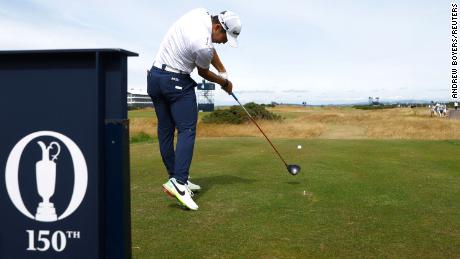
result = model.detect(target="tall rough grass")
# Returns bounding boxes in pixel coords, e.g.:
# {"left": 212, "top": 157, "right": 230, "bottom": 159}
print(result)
{"left": 129, "top": 107, "right": 460, "bottom": 140}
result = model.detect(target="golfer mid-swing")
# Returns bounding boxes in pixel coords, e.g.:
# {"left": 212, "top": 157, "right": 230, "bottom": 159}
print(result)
{"left": 147, "top": 8, "right": 242, "bottom": 210}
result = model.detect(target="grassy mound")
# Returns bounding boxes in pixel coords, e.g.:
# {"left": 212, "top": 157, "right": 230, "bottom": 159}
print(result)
{"left": 130, "top": 131, "right": 154, "bottom": 143}
{"left": 202, "top": 102, "right": 282, "bottom": 124}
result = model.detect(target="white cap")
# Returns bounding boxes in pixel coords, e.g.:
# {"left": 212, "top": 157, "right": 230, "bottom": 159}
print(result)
{"left": 218, "top": 11, "right": 242, "bottom": 47}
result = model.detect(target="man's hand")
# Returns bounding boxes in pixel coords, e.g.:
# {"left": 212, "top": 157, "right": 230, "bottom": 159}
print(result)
{"left": 221, "top": 79, "right": 233, "bottom": 94}
{"left": 197, "top": 66, "right": 233, "bottom": 94}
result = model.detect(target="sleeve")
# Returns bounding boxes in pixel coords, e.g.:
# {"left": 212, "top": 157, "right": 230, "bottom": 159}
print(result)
{"left": 195, "top": 47, "right": 214, "bottom": 69}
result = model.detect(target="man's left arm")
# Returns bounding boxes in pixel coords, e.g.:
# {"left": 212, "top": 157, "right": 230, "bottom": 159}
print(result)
{"left": 196, "top": 48, "right": 232, "bottom": 93}
{"left": 197, "top": 66, "right": 232, "bottom": 94}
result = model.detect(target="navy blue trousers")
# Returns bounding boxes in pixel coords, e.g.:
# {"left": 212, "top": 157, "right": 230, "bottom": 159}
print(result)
{"left": 147, "top": 67, "right": 198, "bottom": 183}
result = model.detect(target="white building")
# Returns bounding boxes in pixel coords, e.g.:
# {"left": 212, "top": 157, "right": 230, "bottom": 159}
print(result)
{"left": 127, "top": 89, "right": 152, "bottom": 108}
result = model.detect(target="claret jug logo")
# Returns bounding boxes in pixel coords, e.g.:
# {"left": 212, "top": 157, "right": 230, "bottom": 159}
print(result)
{"left": 5, "top": 131, "right": 88, "bottom": 222}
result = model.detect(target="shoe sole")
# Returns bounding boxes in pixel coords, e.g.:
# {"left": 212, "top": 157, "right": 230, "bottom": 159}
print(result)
{"left": 163, "top": 188, "right": 185, "bottom": 207}
{"left": 162, "top": 184, "right": 198, "bottom": 210}
{"left": 163, "top": 186, "right": 175, "bottom": 198}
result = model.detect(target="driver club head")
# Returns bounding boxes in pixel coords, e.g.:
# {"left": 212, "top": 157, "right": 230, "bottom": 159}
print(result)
{"left": 287, "top": 164, "right": 301, "bottom": 176}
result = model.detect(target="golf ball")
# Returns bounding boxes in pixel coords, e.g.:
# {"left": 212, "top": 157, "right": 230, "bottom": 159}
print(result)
{"left": 297, "top": 145, "right": 302, "bottom": 149}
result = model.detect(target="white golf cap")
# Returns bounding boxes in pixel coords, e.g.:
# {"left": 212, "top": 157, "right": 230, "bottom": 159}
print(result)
{"left": 218, "top": 11, "right": 242, "bottom": 47}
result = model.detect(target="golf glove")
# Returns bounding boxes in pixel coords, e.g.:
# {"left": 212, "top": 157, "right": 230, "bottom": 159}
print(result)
{"left": 219, "top": 72, "right": 228, "bottom": 80}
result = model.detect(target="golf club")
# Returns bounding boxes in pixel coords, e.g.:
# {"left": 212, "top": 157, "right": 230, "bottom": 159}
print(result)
{"left": 230, "top": 92, "right": 301, "bottom": 176}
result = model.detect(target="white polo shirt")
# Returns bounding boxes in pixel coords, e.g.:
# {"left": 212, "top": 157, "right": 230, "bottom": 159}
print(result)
{"left": 154, "top": 8, "right": 214, "bottom": 74}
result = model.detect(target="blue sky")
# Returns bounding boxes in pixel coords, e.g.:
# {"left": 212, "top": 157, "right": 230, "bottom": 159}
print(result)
{"left": 0, "top": 0, "right": 450, "bottom": 105}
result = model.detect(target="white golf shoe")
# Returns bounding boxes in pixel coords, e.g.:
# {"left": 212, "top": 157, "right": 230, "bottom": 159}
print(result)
{"left": 187, "top": 179, "right": 202, "bottom": 192}
{"left": 162, "top": 178, "right": 198, "bottom": 210}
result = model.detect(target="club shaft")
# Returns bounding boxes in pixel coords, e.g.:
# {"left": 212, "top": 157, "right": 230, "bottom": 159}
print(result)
{"left": 231, "top": 93, "right": 288, "bottom": 167}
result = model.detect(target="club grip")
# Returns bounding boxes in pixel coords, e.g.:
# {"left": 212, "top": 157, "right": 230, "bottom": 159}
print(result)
{"left": 230, "top": 92, "right": 238, "bottom": 102}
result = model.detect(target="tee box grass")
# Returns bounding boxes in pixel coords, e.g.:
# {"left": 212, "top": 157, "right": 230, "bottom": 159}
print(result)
{"left": 130, "top": 138, "right": 460, "bottom": 258}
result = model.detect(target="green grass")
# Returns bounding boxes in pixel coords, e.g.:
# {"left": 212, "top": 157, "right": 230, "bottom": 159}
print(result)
{"left": 128, "top": 109, "right": 156, "bottom": 119}
{"left": 129, "top": 108, "right": 212, "bottom": 122}
{"left": 130, "top": 132, "right": 154, "bottom": 143}
{"left": 131, "top": 138, "right": 460, "bottom": 258}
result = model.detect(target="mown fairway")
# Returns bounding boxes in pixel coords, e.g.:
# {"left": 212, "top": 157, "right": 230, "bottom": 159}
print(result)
{"left": 131, "top": 138, "right": 460, "bottom": 258}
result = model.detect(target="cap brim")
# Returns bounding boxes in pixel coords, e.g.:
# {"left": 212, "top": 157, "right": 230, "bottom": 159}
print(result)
{"left": 227, "top": 32, "right": 238, "bottom": 48}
